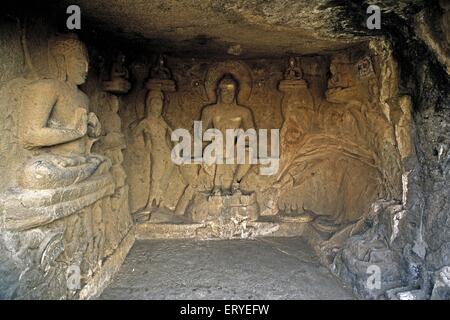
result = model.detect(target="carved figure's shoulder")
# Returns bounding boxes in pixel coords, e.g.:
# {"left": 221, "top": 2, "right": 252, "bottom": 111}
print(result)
{"left": 201, "top": 103, "right": 218, "bottom": 116}
{"left": 238, "top": 104, "right": 253, "bottom": 116}
{"left": 26, "top": 78, "right": 62, "bottom": 95}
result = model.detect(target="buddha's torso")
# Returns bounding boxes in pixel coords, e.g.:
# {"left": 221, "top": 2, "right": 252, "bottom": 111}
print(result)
{"left": 209, "top": 104, "right": 248, "bottom": 134}
{"left": 49, "top": 81, "right": 90, "bottom": 156}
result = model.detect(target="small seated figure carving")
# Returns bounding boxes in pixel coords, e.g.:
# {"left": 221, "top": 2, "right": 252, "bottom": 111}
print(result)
{"left": 102, "top": 52, "right": 131, "bottom": 94}
{"left": 325, "top": 56, "right": 357, "bottom": 103}
{"left": 150, "top": 55, "right": 172, "bottom": 80}
{"left": 284, "top": 57, "right": 303, "bottom": 80}
{"left": 18, "top": 34, "right": 109, "bottom": 190}
{"left": 110, "top": 53, "right": 129, "bottom": 80}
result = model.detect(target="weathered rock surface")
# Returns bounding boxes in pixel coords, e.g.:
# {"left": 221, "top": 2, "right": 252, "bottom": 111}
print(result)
{"left": 1, "top": 0, "right": 448, "bottom": 300}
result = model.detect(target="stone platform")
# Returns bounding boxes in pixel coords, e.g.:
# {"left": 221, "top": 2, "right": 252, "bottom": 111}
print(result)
{"left": 99, "top": 238, "right": 354, "bottom": 300}
{"left": 134, "top": 186, "right": 312, "bottom": 240}
{"left": 135, "top": 214, "right": 308, "bottom": 240}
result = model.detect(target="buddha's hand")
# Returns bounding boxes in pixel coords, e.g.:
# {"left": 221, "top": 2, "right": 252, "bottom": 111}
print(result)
{"left": 87, "top": 112, "right": 102, "bottom": 138}
{"left": 74, "top": 108, "right": 88, "bottom": 137}
{"left": 54, "top": 156, "right": 85, "bottom": 168}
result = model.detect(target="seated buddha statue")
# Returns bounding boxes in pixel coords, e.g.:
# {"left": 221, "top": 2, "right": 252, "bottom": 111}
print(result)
{"left": 18, "top": 34, "right": 110, "bottom": 190}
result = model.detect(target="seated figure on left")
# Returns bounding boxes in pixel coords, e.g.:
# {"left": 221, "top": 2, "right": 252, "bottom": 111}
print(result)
{"left": 18, "top": 34, "right": 110, "bottom": 190}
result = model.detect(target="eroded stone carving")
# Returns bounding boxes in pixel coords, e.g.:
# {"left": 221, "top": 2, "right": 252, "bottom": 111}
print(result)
{"left": 150, "top": 55, "right": 172, "bottom": 80}
{"left": 199, "top": 74, "right": 256, "bottom": 193}
{"left": 102, "top": 52, "right": 132, "bottom": 94}
{"left": 18, "top": 34, "right": 110, "bottom": 191}
{"left": 132, "top": 89, "right": 177, "bottom": 214}
{"left": 395, "top": 95, "right": 414, "bottom": 162}
{"left": 284, "top": 57, "right": 303, "bottom": 80}
{"left": 0, "top": 34, "right": 115, "bottom": 232}
{"left": 129, "top": 57, "right": 178, "bottom": 220}
{"left": 92, "top": 91, "right": 132, "bottom": 254}
{"left": 131, "top": 53, "right": 406, "bottom": 244}
{"left": 274, "top": 52, "right": 395, "bottom": 229}
{"left": 300, "top": 44, "right": 419, "bottom": 300}
{"left": 141, "top": 63, "right": 263, "bottom": 227}
{"left": 0, "top": 33, "right": 133, "bottom": 299}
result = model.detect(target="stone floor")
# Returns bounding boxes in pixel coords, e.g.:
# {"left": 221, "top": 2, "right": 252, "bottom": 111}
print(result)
{"left": 99, "top": 237, "right": 355, "bottom": 300}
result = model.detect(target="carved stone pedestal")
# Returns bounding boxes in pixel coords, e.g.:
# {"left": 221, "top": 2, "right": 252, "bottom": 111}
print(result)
{"left": 134, "top": 217, "right": 311, "bottom": 241}
{"left": 1, "top": 173, "right": 115, "bottom": 231}
{"left": 145, "top": 79, "right": 176, "bottom": 92}
{"left": 0, "top": 172, "right": 134, "bottom": 299}
{"left": 187, "top": 190, "right": 259, "bottom": 223}
{"left": 102, "top": 78, "right": 131, "bottom": 95}
{"left": 134, "top": 190, "right": 313, "bottom": 240}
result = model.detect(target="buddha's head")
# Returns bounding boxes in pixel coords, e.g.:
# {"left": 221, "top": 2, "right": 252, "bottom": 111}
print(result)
{"left": 288, "top": 57, "right": 296, "bottom": 67}
{"left": 218, "top": 74, "right": 238, "bottom": 104}
{"left": 50, "top": 34, "right": 89, "bottom": 85}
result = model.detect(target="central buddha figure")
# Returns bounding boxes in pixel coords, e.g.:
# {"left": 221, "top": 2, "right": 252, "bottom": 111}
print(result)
{"left": 199, "top": 74, "right": 256, "bottom": 194}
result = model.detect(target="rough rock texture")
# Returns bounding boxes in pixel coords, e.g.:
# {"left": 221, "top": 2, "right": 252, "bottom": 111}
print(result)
{"left": 1, "top": 0, "right": 449, "bottom": 300}
{"left": 310, "top": 0, "right": 450, "bottom": 299}
{"left": 381, "top": 1, "right": 449, "bottom": 299}
{"left": 60, "top": 0, "right": 365, "bottom": 58}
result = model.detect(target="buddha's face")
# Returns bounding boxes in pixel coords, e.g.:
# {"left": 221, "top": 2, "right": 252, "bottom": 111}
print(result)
{"left": 66, "top": 50, "right": 89, "bottom": 85}
{"left": 219, "top": 83, "right": 236, "bottom": 104}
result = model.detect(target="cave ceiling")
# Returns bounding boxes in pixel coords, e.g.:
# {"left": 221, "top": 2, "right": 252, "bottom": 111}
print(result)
{"left": 61, "top": 0, "right": 379, "bottom": 58}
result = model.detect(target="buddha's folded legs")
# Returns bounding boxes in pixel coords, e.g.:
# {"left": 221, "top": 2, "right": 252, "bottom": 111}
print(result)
{"left": 19, "top": 154, "right": 111, "bottom": 190}
{"left": 213, "top": 163, "right": 237, "bottom": 193}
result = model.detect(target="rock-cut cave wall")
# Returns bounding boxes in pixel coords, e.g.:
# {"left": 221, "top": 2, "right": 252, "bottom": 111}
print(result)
{"left": 120, "top": 50, "right": 405, "bottom": 226}
{"left": 0, "top": 17, "right": 133, "bottom": 299}
{"left": 325, "top": 0, "right": 450, "bottom": 300}
{"left": 0, "top": 0, "right": 448, "bottom": 300}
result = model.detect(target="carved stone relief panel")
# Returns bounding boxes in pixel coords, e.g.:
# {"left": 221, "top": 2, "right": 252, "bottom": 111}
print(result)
{"left": 122, "top": 50, "right": 405, "bottom": 231}
{"left": 0, "top": 30, "right": 133, "bottom": 299}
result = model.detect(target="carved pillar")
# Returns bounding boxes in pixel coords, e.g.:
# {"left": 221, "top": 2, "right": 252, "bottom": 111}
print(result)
{"left": 94, "top": 92, "right": 132, "bottom": 254}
